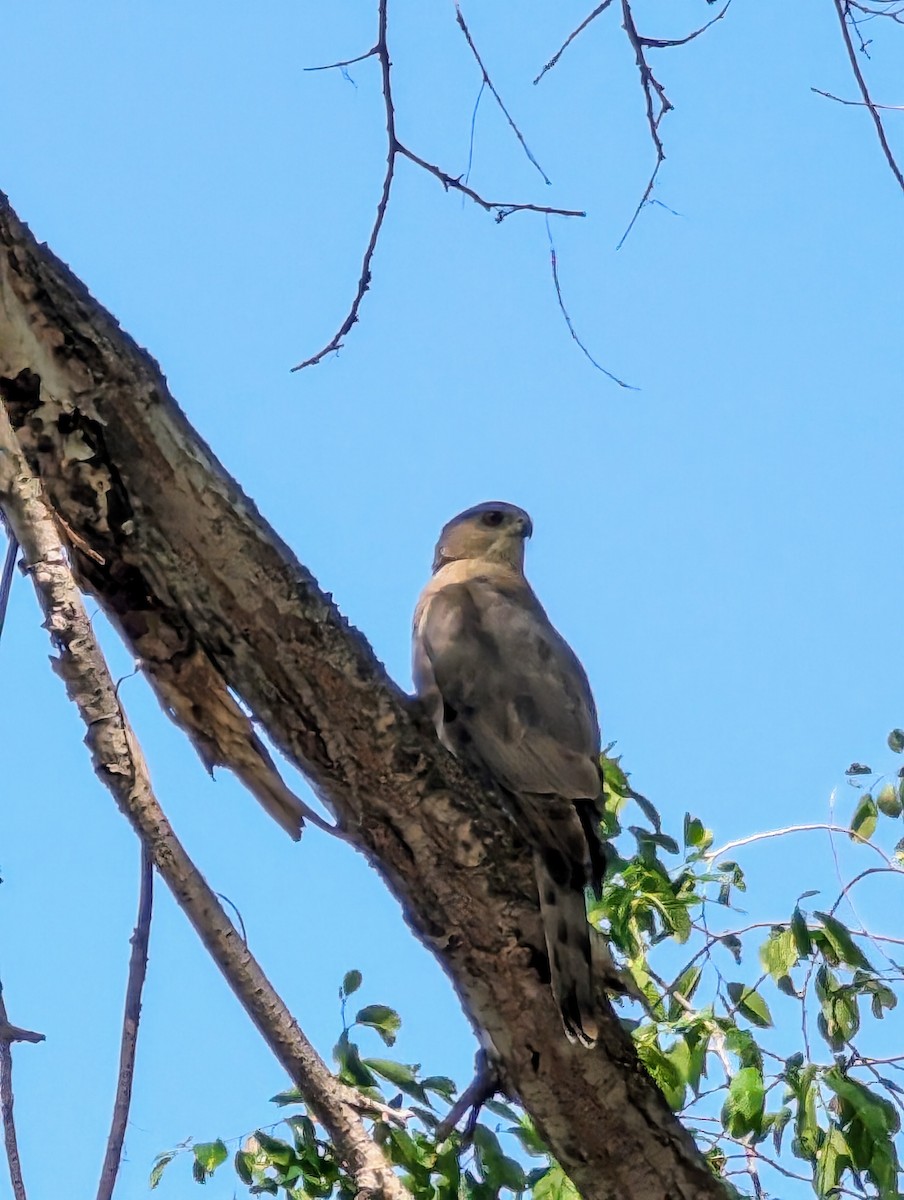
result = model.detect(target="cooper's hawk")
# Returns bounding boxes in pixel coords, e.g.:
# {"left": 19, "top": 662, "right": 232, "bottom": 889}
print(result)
{"left": 412, "top": 501, "right": 607, "bottom": 1046}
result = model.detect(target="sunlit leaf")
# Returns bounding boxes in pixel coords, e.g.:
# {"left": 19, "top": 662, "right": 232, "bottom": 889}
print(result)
{"left": 850, "top": 795, "right": 878, "bottom": 841}
{"left": 721, "top": 1066, "right": 765, "bottom": 1138}
{"left": 342, "top": 969, "right": 363, "bottom": 997}
{"left": 727, "top": 982, "right": 773, "bottom": 1028}
{"left": 355, "top": 1004, "right": 402, "bottom": 1047}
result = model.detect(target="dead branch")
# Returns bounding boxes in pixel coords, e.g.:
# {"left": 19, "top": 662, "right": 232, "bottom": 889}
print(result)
{"left": 0, "top": 189, "right": 725, "bottom": 1200}
{"left": 0, "top": 983, "right": 33, "bottom": 1200}
{"left": 293, "top": 0, "right": 584, "bottom": 371}
{"left": 0, "top": 534, "right": 16, "bottom": 642}
{"left": 813, "top": 85, "right": 904, "bottom": 110}
{"left": 617, "top": 0, "right": 673, "bottom": 248}
{"left": 96, "top": 846, "right": 154, "bottom": 1200}
{"left": 544, "top": 220, "right": 636, "bottom": 388}
{"left": 0, "top": 408, "right": 408, "bottom": 1200}
{"left": 832, "top": 0, "right": 904, "bottom": 192}
{"left": 534, "top": 1, "right": 616, "bottom": 85}
{"left": 453, "top": 5, "right": 551, "bottom": 184}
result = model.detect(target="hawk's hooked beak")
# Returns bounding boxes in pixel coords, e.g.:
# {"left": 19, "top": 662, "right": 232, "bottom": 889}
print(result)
{"left": 517, "top": 514, "right": 533, "bottom": 539}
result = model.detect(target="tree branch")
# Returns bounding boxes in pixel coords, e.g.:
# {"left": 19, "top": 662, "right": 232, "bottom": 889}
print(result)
{"left": 832, "top": 0, "right": 904, "bottom": 193}
{"left": 0, "top": 189, "right": 724, "bottom": 1200}
{"left": 0, "top": 406, "right": 408, "bottom": 1200}
{"left": 293, "top": 0, "right": 584, "bottom": 372}
{"left": 0, "top": 982, "right": 36, "bottom": 1200}
{"left": 96, "top": 847, "right": 154, "bottom": 1200}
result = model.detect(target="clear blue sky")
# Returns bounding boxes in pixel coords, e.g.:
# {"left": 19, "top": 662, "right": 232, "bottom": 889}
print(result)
{"left": 1, "top": 2, "right": 903, "bottom": 1197}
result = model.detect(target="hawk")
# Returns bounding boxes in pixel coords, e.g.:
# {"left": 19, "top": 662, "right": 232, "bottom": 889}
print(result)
{"left": 412, "top": 501, "right": 607, "bottom": 1046}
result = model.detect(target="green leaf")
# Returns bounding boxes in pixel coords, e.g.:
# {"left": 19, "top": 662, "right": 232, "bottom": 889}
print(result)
{"left": 814, "top": 1127, "right": 852, "bottom": 1199}
{"left": 824, "top": 1069, "right": 899, "bottom": 1140}
{"left": 814, "top": 912, "right": 873, "bottom": 970}
{"left": 759, "top": 926, "right": 798, "bottom": 980}
{"left": 193, "top": 1139, "right": 228, "bottom": 1178}
{"left": 422, "top": 1075, "right": 457, "bottom": 1102}
{"left": 234, "top": 1149, "right": 255, "bottom": 1186}
{"left": 888, "top": 729, "right": 904, "bottom": 753}
{"left": 253, "top": 1130, "right": 295, "bottom": 1166}
{"left": 149, "top": 1151, "right": 176, "bottom": 1189}
{"left": 877, "top": 782, "right": 903, "bottom": 817}
{"left": 721, "top": 1066, "right": 765, "bottom": 1138}
{"left": 850, "top": 795, "right": 878, "bottom": 841}
{"left": 683, "top": 813, "right": 712, "bottom": 852}
{"left": 790, "top": 905, "right": 812, "bottom": 957}
{"left": 532, "top": 1164, "right": 580, "bottom": 1200}
{"left": 363, "top": 1058, "right": 429, "bottom": 1103}
{"left": 727, "top": 982, "right": 773, "bottom": 1028}
{"left": 342, "top": 969, "right": 363, "bottom": 997}
{"left": 355, "top": 1004, "right": 401, "bottom": 1047}
{"left": 771, "top": 1106, "right": 792, "bottom": 1154}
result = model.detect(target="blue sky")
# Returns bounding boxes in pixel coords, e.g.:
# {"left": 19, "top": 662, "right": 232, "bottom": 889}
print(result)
{"left": 1, "top": 2, "right": 903, "bottom": 1197}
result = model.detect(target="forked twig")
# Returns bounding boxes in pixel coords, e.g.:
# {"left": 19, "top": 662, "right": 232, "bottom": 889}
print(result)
{"left": 293, "top": 0, "right": 583, "bottom": 371}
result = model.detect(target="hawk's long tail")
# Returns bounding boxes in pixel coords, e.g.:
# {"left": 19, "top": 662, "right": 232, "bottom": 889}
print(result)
{"left": 532, "top": 842, "right": 599, "bottom": 1048}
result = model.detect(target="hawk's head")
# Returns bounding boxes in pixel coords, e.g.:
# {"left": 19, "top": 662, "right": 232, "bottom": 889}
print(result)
{"left": 432, "top": 501, "right": 533, "bottom": 573}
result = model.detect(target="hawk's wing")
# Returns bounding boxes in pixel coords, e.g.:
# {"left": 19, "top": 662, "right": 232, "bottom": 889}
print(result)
{"left": 413, "top": 575, "right": 601, "bottom": 801}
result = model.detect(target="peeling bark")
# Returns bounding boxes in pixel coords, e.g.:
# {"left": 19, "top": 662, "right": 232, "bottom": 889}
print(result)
{"left": 0, "top": 191, "right": 724, "bottom": 1200}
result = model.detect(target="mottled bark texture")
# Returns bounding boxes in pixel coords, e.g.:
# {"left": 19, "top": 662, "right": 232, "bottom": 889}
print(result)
{"left": 0, "top": 191, "right": 724, "bottom": 1200}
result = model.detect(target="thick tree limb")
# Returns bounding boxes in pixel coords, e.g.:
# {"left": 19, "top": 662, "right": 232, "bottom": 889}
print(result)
{"left": 0, "top": 190, "right": 724, "bottom": 1200}
{"left": 0, "top": 404, "right": 408, "bottom": 1200}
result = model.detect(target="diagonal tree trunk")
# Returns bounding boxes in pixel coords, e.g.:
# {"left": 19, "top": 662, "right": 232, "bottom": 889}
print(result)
{"left": 0, "top": 191, "right": 723, "bottom": 1200}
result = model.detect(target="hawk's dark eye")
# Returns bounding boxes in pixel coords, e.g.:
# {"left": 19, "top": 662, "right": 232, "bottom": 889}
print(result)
{"left": 481, "top": 511, "right": 505, "bottom": 527}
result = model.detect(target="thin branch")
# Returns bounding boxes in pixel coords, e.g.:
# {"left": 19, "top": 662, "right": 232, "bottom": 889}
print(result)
{"left": 399, "top": 147, "right": 583, "bottom": 220}
{"left": 639, "top": 1, "right": 733, "bottom": 49}
{"left": 454, "top": 5, "right": 551, "bottom": 184}
{"left": 832, "top": 0, "right": 904, "bottom": 193}
{"left": 0, "top": 982, "right": 34, "bottom": 1200}
{"left": 616, "top": 0, "right": 673, "bottom": 248}
{"left": 304, "top": 46, "right": 380, "bottom": 73}
{"left": 545, "top": 217, "right": 636, "bottom": 388}
{"left": 435, "top": 1050, "right": 500, "bottom": 1142}
{"left": 707, "top": 823, "right": 896, "bottom": 867}
{"left": 534, "top": 1, "right": 616, "bottom": 85}
{"left": 292, "top": 2, "right": 395, "bottom": 371}
{"left": 0, "top": 404, "right": 408, "bottom": 1200}
{"left": 293, "top": 0, "right": 583, "bottom": 372}
{"left": 0, "top": 533, "right": 16, "bottom": 644}
{"left": 812, "top": 86, "right": 904, "bottom": 110}
{"left": 96, "top": 846, "right": 154, "bottom": 1200}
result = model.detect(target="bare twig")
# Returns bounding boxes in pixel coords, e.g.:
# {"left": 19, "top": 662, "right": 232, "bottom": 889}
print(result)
{"left": 0, "top": 404, "right": 407, "bottom": 1200}
{"left": 534, "top": 1, "right": 616, "bottom": 84}
{"left": 399, "top": 147, "right": 583, "bottom": 220}
{"left": 545, "top": 218, "right": 636, "bottom": 388}
{"left": 96, "top": 847, "right": 154, "bottom": 1200}
{"left": 0, "top": 533, "right": 16, "bottom": 644}
{"left": 454, "top": 5, "right": 551, "bottom": 184}
{"left": 616, "top": 0, "right": 673, "bottom": 248}
{"left": 707, "top": 823, "right": 896, "bottom": 867}
{"left": 813, "top": 86, "right": 904, "bottom": 109}
{"left": 0, "top": 983, "right": 32, "bottom": 1200}
{"left": 305, "top": 46, "right": 380, "bottom": 73}
{"left": 639, "top": 1, "right": 733, "bottom": 49}
{"left": 294, "top": 0, "right": 583, "bottom": 371}
{"left": 832, "top": 0, "right": 904, "bottom": 193}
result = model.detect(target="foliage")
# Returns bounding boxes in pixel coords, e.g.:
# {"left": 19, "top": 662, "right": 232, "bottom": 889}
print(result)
{"left": 153, "top": 734, "right": 904, "bottom": 1200}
